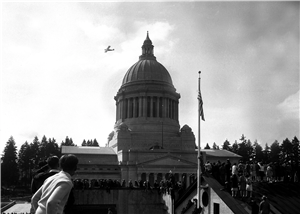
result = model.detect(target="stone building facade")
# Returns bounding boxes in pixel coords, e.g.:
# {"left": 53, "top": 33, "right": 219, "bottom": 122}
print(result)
{"left": 107, "top": 32, "right": 198, "bottom": 185}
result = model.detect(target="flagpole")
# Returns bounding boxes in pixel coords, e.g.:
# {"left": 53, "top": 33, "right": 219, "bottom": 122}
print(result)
{"left": 197, "top": 71, "right": 201, "bottom": 210}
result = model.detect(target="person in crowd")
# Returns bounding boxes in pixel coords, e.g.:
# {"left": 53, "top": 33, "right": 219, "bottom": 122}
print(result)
{"left": 239, "top": 173, "right": 247, "bottom": 197}
{"left": 107, "top": 207, "right": 113, "bottom": 214}
{"left": 205, "top": 161, "right": 212, "bottom": 173}
{"left": 31, "top": 154, "right": 78, "bottom": 214}
{"left": 266, "top": 164, "right": 273, "bottom": 183}
{"left": 251, "top": 198, "right": 259, "bottom": 214}
{"left": 238, "top": 161, "right": 245, "bottom": 176}
{"left": 259, "top": 195, "right": 270, "bottom": 214}
{"left": 245, "top": 161, "right": 251, "bottom": 177}
{"left": 225, "top": 159, "right": 232, "bottom": 183}
{"left": 232, "top": 163, "right": 238, "bottom": 176}
{"left": 246, "top": 174, "right": 253, "bottom": 198}
{"left": 231, "top": 173, "right": 239, "bottom": 197}
{"left": 219, "top": 162, "right": 226, "bottom": 186}
{"left": 251, "top": 161, "right": 258, "bottom": 182}
{"left": 31, "top": 156, "right": 60, "bottom": 194}
{"left": 258, "top": 162, "right": 265, "bottom": 182}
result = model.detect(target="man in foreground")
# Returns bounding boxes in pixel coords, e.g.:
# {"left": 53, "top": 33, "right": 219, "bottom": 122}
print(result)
{"left": 31, "top": 154, "right": 78, "bottom": 214}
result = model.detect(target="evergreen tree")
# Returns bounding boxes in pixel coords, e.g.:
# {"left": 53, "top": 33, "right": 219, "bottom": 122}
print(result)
{"left": 238, "top": 134, "right": 248, "bottom": 161}
{"left": 18, "top": 141, "right": 32, "bottom": 186}
{"left": 291, "top": 136, "right": 300, "bottom": 172}
{"left": 1, "top": 136, "right": 19, "bottom": 186}
{"left": 232, "top": 140, "right": 238, "bottom": 154}
{"left": 40, "top": 135, "right": 48, "bottom": 158}
{"left": 204, "top": 143, "right": 211, "bottom": 149}
{"left": 222, "top": 139, "right": 231, "bottom": 151}
{"left": 253, "top": 140, "right": 263, "bottom": 162}
{"left": 269, "top": 140, "right": 281, "bottom": 163}
{"left": 263, "top": 143, "right": 270, "bottom": 163}
{"left": 281, "top": 138, "right": 292, "bottom": 164}
{"left": 61, "top": 136, "right": 76, "bottom": 146}
{"left": 82, "top": 139, "right": 87, "bottom": 146}
{"left": 245, "top": 139, "right": 253, "bottom": 161}
{"left": 46, "top": 138, "right": 60, "bottom": 157}
{"left": 30, "top": 136, "right": 42, "bottom": 168}
{"left": 212, "top": 142, "right": 219, "bottom": 150}
{"left": 92, "top": 139, "right": 99, "bottom": 147}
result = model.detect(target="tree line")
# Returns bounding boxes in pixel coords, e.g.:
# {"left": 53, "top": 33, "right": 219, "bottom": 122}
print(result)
{"left": 1, "top": 134, "right": 299, "bottom": 188}
{"left": 1, "top": 135, "right": 100, "bottom": 187}
{"left": 203, "top": 134, "right": 299, "bottom": 166}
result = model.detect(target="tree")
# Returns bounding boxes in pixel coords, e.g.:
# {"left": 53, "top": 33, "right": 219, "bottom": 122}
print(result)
{"left": 253, "top": 140, "right": 263, "bottom": 162}
{"left": 222, "top": 139, "right": 231, "bottom": 151}
{"left": 291, "top": 136, "right": 300, "bottom": 173}
{"left": 232, "top": 141, "right": 238, "bottom": 154}
{"left": 238, "top": 134, "right": 248, "bottom": 161}
{"left": 212, "top": 142, "right": 219, "bottom": 150}
{"left": 1, "top": 136, "right": 19, "bottom": 186}
{"left": 204, "top": 143, "right": 210, "bottom": 149}
{"left": 245, "top": 139, "right": 253, "bottom": 161}
{"left": 61, "top": 136, "right": 76, "bottom": 147}
{"left": 269, "top": 140, "right": 281, "bottom": 163}
{"left": 82, "top": 140, "right": 87, "bottom": 146}
{"left": 30, "top": 136, "right": 42, "bottom": 168}
{"left": 46, "top": 138, "right": 60, "bottom": 157}
{"left": 39, "top": 135, "right": 48, "bottom": 158}
{"left": 262, "top": 143, "right": 270, "bottom": 163}
{"left": 281, "top": 138, "right": 293, "bottom": 164}
{"left": 92, "top": 139, "right": 99, "bottom": 147}
{"left": 18, "top": 141, "right": 32, "bottom": 186}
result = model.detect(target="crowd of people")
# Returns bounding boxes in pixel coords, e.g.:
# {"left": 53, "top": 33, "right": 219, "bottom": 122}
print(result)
{"left": 72, "top": 174, "right": 186, "bottom": 199}
{"left": 204, "top": 159, "right": 299, "bottom": 188}
{"left": 202, "top": 159, "right": 298, "bottom": 214}
{"left": 9, "top": 155, "right": 295, "bottom": 214}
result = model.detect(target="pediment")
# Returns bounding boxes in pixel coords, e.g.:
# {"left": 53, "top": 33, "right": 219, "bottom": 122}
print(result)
{"left": 138, "top": 155, "right": 197, "bottom": 167}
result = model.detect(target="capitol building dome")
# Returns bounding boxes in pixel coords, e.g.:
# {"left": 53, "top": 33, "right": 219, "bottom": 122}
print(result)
{"left": 122, "top": 32, "right": 173, "bottom": 87}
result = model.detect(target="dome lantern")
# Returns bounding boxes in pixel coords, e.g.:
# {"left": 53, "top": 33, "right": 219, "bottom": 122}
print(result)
{"left": 139, "top": 31, "right": 156, "bottom": 60}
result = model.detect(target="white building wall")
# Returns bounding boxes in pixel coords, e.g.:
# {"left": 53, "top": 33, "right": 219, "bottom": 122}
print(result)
{"left": 209, "top": 187, "right": 234, "bottom": 214}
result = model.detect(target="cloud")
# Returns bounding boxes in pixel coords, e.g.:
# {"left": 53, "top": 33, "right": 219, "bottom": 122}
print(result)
{"left": 277, "top": 90, "right": 300, "bottom": 120}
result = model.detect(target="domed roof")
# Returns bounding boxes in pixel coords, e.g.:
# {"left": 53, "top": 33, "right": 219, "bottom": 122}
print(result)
{"left": 122, "top": 59, "right": 173, "bottom": 85}
{"left": 122, "top": 32, "right": 173, "bottom": 86}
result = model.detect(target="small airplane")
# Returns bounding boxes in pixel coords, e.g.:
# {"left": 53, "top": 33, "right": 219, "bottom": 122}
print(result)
{"left": 104, "top": 46, "right": 114, "bottom": 53}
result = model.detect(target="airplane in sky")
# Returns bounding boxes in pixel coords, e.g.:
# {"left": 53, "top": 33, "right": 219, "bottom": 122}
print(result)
{"left": 104, "top": 46, "right": 114, "bottom": 53}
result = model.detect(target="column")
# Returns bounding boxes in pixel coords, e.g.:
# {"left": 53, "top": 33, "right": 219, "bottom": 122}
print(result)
{"left": 157, "top": 97, "right": 160, "bottom": 118}
{"left": 162, "top": 97, "right": 166, "bottom": 118}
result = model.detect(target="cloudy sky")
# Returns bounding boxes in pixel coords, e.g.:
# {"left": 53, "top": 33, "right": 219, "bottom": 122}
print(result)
{"left": 1, "top": 2, "right": 299, "bottom": 153}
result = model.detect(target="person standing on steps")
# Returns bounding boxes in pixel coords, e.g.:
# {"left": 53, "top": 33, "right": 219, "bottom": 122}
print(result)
{"left": 259, "top": 195, "right": 270, "bottom": 214}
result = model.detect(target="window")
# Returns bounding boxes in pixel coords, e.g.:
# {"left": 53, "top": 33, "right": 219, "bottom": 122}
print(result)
{"left": 213, "top": 203, "right": 220, "bottom": 214}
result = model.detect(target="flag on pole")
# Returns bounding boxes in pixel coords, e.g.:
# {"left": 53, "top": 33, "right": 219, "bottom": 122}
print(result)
{"left": 198, "top": 90, "right": 205, "bottom": 121}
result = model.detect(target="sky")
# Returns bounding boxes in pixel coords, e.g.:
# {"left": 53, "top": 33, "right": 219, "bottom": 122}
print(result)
{"left": 1, "top": 1, "right": 299, "bottom": 154}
